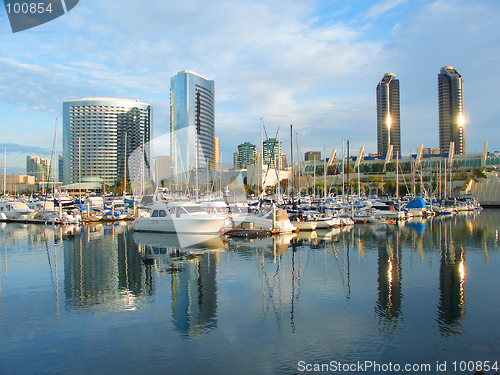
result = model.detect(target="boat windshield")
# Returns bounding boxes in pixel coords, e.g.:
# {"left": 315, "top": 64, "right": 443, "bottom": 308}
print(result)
{"left": 150, "top": 210, "right": 167, "bottom": 217}
{"left": 182, "top": 206, "right": 205, "bottom": 214}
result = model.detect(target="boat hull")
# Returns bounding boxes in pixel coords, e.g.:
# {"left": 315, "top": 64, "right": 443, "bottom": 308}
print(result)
{"left": 133, "top": 215, "right": 225, "bottom": 234}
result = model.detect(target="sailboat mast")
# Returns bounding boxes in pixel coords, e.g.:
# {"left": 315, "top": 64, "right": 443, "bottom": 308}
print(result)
{"left": 296, "top": 135, "right": 300, "bottom": 196}
{"left": 78, "top": 137, "right": 81, "bottom": 199}
{"left": 341, "top": 139, "right": 345, "bottom": 201}
{"left": 260, "top": 118, "right": 263, "bottom": 194}
{"left": 324, "top": 147, "right": 327, "bottom": 201}
{"left": 396, "top": 151, "right": 399, "bottom": 200}
{"left": 346, "top": 140, "right": 349, "bottom": 204}
{"left": 123, "top": 132, "right": 127, "bottom": 197}
{"left": 52, "top": 119, "right": 57, "bottom": 195}
{"left": 290, "top": 125, "right": 293, "bottom": 204}
{"left": 3, "top": 144, "right": 6, "bottom": 199}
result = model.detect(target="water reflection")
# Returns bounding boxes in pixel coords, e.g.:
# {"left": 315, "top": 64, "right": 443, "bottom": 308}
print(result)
{"left": 437, "top": 219, "right": 466, "bottom": 336}
{"left": 171, "top": 251, "right": 219, "bottom": 338}
{"left": 63, "top": 224, "right": 152, "bottom": 312}
{"left": 0, "top": 209, "right": 498, "bottom": 348}
{"left": 375, "top": 234, "right": 403, "bottom": 333}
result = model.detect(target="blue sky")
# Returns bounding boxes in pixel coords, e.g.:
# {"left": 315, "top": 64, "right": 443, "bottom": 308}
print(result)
{"left": 1, "top": 0, "right": 499, "bottom": 173}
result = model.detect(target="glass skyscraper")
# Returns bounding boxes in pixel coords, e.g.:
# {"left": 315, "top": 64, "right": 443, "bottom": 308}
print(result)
{"left": 235, "top": 142, "right": 257, "bottom": 169}
{"left": 376, "top": 73, "right": 400, "bottom": 157}
{"left": 263, "top": 138, "right": 281, "bottom": 169}
{"left": 62, "top": 98, "right": 151, "bottom": 186}
{"left": 170, "top": 70, "right": 215, "bottom": 180}
{"left": 438, "top": 66, "right": 464, "bottom": 155}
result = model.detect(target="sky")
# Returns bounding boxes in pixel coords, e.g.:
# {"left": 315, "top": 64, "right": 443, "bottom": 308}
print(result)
{"left": 1, "top": 0, "right": 499, "bottom": 174}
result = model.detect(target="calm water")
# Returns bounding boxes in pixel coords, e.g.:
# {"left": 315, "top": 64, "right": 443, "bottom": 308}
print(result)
{"left": 0, "top": 210, "right": 499, "bottom": 375}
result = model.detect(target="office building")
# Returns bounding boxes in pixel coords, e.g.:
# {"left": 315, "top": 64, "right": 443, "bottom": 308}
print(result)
{"left": 438, "top": 66, "right": 464, "bottom": 155}
{"left": 263, "top": 138, "right": 281, "bottom": 169}
{"left": 305, "top": 151, "right": 321, "bottom": 162}
{"left": 63, "top": 98, "right": 151, "bottom": 185}
{"left": 376, "top": 73, "right": 401, "bottom": 157}
{"left": 58, "top": 154, "right": 63, "bottom": 182}
{"left": 170, "top": 70, "right": 215, "bottom": 178}
{"left": 26, "top": 156, "right": 51, "bottom": 182}
{"left": 235, "top": 142, "right": 257, "bottom": 169}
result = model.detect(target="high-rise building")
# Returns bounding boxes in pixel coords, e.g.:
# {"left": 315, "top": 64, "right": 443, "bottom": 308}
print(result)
{"left": 376, "top": 73, "right": 400, "bottom": 157}
{"left": 63, "top": 98, "right": 151, "bottom": 185}
{"left": 58, "top": 154, "right": 63, "bottom": 182}
{"left": 26, "top": 156, "right": 51, "bottom": 182}
{"left": 438, "top": 66, "right": 464, "bottom": 155}
{"left": 304, "top": 151, "right": 321, "bottom": 162}
{"left": 170, "top": 70, "right": 215, "bottom": 179}
{"left": 235, "top": 142, "right": 257, "bottom": 169}
{"left": 263, "top": 138, "right": 281, "bottom": 169}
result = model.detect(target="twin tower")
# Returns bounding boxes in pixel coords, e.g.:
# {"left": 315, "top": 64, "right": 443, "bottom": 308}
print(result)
{"left": 376, "top": 66, "right": 465, "bottom": 157}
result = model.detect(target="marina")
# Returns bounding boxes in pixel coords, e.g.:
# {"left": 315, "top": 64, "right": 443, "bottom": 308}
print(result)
{"left": 0, "top": 209, "right": 499, "bottom": 374}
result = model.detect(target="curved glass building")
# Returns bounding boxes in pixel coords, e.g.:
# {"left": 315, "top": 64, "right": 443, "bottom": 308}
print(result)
{"left": 62, "top": 98, "right": 151, "bottom": 186}
{"left": 170, "top": 71, "right": 215, "bottom": 181}
{"left": 438, "top": 66, "right": 464, "bottom": 155}
{"left": 376, "top": 73, "right": 401, "bottom": 158}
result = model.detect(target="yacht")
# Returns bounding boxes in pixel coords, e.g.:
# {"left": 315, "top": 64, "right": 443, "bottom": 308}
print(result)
{"left": 0, "top": 201, "right": 35, "bottom": 220}
{"left": 132, "top": 201, "right": 226, "bottom": 234}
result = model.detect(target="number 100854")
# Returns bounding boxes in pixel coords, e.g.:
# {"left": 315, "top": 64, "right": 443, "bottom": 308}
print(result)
{"left": 5, "top": 3, "right": 54, "bottom": 14}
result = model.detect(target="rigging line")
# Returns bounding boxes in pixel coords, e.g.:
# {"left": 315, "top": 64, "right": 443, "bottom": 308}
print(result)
{"left": 361, "top": 164, "right": 375, "bottom": 197}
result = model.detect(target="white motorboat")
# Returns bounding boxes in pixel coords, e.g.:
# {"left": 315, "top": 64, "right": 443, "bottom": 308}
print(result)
{"left": 292, "top": 217, "right": 318, "bottom": 231}
{"left": 132, "top": 201, "right": 226, "bottom": 234}
{"left": 238, "top": 206, "right": 297, "bottom": 233}
{"left": 0, "top": 201, "right": 35, "bottom": 220}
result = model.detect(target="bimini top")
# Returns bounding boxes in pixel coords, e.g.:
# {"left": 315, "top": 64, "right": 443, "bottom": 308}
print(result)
{"left": 405, "top": 198, "right": 427, "bottom": 209}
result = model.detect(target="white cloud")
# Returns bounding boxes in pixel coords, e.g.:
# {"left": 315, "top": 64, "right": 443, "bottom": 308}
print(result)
{"left": 365, "top": 0, "right": 409, "bottom": 19}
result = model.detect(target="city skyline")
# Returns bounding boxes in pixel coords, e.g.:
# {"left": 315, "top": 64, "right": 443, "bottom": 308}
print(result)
{"left": 1, "top": 0, "right": 500, "bottom": 173}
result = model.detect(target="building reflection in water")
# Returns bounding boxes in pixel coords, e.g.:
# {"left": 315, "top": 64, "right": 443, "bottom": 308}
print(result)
{"left": 63, "top": 224, "right": 153, "bottom": 312}
{"left": 374, "top": 229, "right": 402, "bottom": 333}
{"left": 437, "top": 219, "right": 466, "bottom": 336}
{"left": 171, "top": 251, "right": 219, "bottom": 339}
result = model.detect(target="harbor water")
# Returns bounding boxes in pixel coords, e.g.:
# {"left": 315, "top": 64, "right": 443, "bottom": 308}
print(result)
{"left": 0, "top": 210, "right": 499, "bottom": 374}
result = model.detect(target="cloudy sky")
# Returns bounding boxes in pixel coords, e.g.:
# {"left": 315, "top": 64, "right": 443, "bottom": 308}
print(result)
{"left": 1, "top": 0, "right": 499, "bottom": 173}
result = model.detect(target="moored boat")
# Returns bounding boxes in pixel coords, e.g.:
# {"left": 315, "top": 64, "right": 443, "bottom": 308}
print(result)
{"left": 132, "top": 201, "right": 226, "bottom": 234}
{"left": 0, "top": 201, "right": 35, "bottom": 220}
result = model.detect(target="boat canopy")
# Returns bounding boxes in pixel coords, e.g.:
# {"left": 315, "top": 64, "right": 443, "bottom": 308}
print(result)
{"left": 406, "top": 198, "right": 426, "bottom": 208}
